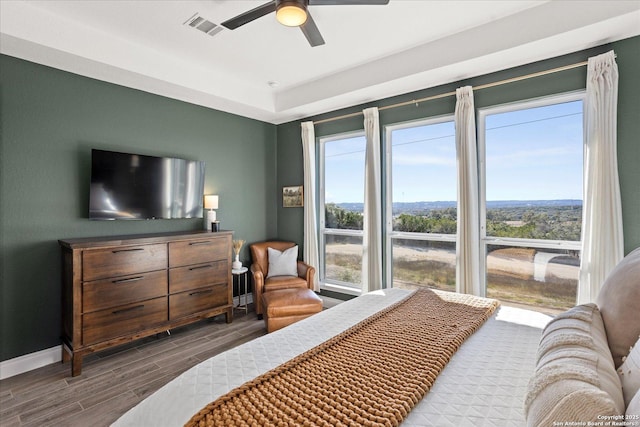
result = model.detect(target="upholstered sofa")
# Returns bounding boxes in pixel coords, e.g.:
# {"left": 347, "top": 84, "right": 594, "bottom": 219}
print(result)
{"left": 525, "top": 247, "right": 640, "bottom": 426}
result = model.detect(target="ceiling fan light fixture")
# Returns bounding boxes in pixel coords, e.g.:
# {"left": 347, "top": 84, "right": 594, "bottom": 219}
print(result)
{"left": 276, "top": 0, "right": 308, "bottom": 27}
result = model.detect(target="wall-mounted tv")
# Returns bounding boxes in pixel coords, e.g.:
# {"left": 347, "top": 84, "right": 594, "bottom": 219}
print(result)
{"left": 89, "top": 149, "right": 205, "bottom": 220}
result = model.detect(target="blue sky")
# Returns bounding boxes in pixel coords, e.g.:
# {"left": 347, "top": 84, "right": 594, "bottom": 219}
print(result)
{"left": 324, "top": 135, "right": 366, "bottom": 203}
{"left": 390, "top": 120, "right": 456, "bottom": 203}
{"left": 484, "top": 100, "right": 583, "bottom": 201}
{"left": 324, "top": 100, "right": 583, "bottom": 204}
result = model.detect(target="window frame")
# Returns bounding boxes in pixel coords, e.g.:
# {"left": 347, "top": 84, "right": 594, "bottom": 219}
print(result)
{"left": 318, "top": 129, "right": 366, "bottom": 296}
{"left": 384, "top": 114, "right": 457, "bottom": 289}
{"left": 477, "top": 90, "right": 586, "bottom": 297}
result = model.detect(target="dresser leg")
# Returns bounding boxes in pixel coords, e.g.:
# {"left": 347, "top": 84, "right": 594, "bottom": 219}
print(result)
{"left": 71, "top": 353, "right": 82, "bottom": 377}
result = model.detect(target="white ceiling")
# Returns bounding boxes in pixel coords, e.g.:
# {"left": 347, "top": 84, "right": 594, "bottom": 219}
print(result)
{"left": 1, "top": 0, "right": 639, "bottom": 124}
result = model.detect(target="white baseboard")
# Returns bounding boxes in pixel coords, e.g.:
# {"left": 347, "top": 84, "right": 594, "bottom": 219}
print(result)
{"left": 0, "top": 292, "right": 335, "bottom": 380}
{"left": 0, "top": 345, "right": 62, "bottom": 380}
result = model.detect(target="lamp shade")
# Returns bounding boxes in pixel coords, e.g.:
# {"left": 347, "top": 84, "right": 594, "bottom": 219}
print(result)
{"left": 204, "top": 195, "right": 219, "bottom": 210}
{"left": 276, "top": 1, "right": 307, "bottom": 27}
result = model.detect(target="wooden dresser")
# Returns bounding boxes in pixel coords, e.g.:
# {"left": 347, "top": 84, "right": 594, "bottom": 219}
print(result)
{"left": 59, "top": 230, "right": 233, "bottom": 376}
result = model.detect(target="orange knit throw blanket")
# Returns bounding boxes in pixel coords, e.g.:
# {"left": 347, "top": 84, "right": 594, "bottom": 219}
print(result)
{"left": 186, "top": 289, "right": 499, "bottom": 427}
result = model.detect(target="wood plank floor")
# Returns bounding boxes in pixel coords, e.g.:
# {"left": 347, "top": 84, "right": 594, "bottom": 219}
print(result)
{"left": 0, "top": 308, "right": 266, "bottom": 427}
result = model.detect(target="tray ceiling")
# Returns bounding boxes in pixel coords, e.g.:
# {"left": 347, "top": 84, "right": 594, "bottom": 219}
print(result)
{"left": 1, "top": 1, "right": 639, "bottom": 124}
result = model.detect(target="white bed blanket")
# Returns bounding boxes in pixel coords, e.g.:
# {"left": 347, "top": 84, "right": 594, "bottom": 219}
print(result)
{"left": 113, "top": 288, "right": 550, "bottom": 427}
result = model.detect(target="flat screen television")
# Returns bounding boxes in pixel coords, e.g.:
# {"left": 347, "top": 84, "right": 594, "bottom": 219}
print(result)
{"left": 89, "top": 149, "right": 205, "bottom": 220}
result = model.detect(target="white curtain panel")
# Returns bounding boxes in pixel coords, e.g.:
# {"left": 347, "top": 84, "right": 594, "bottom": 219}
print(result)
{"left": 362, "top": 107, "right": 383, "bottom": 292}
{"left": 578, "top": 50, "right": 624, "bottom": 304}
{"left": 454, "top": 86, "right": 482, "bottom": 296}
{"left": 301, "top": 121, "right": 320, "bottom": 291}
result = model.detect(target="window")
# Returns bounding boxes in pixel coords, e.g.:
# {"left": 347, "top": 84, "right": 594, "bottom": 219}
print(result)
{"left": 479, "top": 93, "right": 584, "bottom": 314}
{"left": 385, "top": 116, "right": 457, "bottom": 292}
{"left": 319, "top": 132, "right": 366, "bottom": 293}
{"left": 318, "top": 92, "right": 584, "bottom": 315}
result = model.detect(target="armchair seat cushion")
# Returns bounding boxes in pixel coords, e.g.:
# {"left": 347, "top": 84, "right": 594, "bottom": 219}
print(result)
{"left": 264, "top": 275, "right": 308, "bottom": 292}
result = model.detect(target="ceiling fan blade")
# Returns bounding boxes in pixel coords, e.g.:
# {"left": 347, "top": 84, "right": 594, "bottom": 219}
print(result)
{"left": 308, "top": 0, "right": 389, "bottom": 5}
{"left": 300, "top": 12, "right": 325, "bottom": 47}
{"left": 221, "top": 1, "right": 276, "bottom": 30}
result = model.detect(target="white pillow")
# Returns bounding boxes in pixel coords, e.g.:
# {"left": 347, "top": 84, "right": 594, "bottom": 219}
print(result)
{"left": 619, "top": 336, "right": 640, "bottom": 407}
{"left": 628, "top": 388, "right": 640, "bottom": 418}
{"left": 596, "top": 247, "right": 640, "bottom": 368}
{"left": 525, "top": 304, "right": 625, "bottom": 426}
{"left": 267, "top": 246, "right": 298, "bottom": 278}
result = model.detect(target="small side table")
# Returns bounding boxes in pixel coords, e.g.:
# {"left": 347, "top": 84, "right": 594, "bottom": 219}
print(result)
{"left": 232, "top": 267, "right": 249, "bottom": 314}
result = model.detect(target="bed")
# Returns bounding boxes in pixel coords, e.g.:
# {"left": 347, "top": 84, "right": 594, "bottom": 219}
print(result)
{"left": 113, "top": 288, "right": 551, "bottom": 426}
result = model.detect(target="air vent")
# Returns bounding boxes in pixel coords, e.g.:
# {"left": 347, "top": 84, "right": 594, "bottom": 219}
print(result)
{"left": 184, "top": 13, "right": 224, "bottom": 37}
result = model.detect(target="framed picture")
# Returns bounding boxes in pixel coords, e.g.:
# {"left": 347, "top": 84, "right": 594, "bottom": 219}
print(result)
{"left": 283, "top": 185, "right": 303, "bottom": 208}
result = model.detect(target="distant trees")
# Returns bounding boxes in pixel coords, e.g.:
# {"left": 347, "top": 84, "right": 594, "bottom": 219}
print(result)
{"left": 395, "top": 212, "right": 457, "bottom": 234}
{"left": 325, "top": 203, "right": 581, "bottom": 242}
{"left": 488, "top": 209, "right": 581, "bottom": 241}
{"left": 325, "top": 203, "right": 363, "bottom": 230}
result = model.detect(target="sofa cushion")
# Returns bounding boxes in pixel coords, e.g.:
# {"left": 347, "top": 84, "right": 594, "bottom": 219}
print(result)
{"left": 525, "top": 304, "right": 625, "bottom": 426}
{"left": 596, "top": 247, "right": 640, "bottom": 368}
{"left": 267, "top": 245, "right": 298, "bottom": 278}
{"left": 618, "top": 336, "right": 640, "bottom": 407}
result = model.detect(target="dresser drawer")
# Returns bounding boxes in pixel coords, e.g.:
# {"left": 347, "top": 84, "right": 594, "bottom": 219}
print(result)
{"left": 169, "top": 260, "right": 228, "bottom": 294}
{"left": 169, "top": 238, "right": 228, "bottom": 268}
{"left": 169, "top": 283, "right": 229, "bottom": 320}
{"left": 82, "top": 244, "right": 167, "bottom": 281}
{"left": 82, "top": 297, "right": 168, "bottom": 346}
{"left": 83, "top": 270, "right": 167, "bottom": 313}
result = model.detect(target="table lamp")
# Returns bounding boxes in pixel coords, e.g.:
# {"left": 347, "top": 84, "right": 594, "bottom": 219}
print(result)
{"left": 204, "top": 195, "right": 219, "bottom": 231}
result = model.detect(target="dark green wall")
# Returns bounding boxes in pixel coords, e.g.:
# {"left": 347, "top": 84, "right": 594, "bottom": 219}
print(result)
{"left": 276, "top": 35, "right": 640, "bottom": 262}
{"left": 615, "top": 37, "right": 640, "bottom": 252}
{"left": 2, "top": 36, "right": 639, "bottom": 363}
{"left": 0, "top": 55, "right": 278, "bottom": 361}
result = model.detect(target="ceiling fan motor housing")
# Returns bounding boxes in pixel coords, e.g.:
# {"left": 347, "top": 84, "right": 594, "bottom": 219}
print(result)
{"left": 276, "top": 0, "right": 309, "bottom": 27}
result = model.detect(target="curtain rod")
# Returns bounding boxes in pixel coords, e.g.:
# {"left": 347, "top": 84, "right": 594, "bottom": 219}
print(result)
{"left": 312, "top": 60, "right": 589, "bottom": 126}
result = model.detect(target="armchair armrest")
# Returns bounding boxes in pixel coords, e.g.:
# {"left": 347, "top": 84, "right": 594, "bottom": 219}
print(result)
{"left": 251, "top": 263, "right": 266, "bottom": 316}
{"left": 297, "top": 260, "right": 316, "bottom": 290}
{"left": 250, "top": 263, "right": 264, "bottom": 279}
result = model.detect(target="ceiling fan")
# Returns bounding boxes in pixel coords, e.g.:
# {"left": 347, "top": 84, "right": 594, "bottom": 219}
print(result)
{"left": 220, "top": 0, "right": 390, "bottom": 47}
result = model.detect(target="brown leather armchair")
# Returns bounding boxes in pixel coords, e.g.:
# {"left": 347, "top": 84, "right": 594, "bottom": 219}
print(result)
{"left": 250, "top": 241, "right": 315, "bottom": 318}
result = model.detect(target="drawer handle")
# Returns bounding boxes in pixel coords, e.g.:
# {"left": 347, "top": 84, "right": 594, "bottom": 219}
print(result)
{"left": 112, "top": 305, "right": 144, "bottom": 315}
{"left": 188, "top": 241, "right": 212, "bottom": 246}
{"left": 189, "top": 264, "right": 212, "bottom": 271}
{"left": 189, "top": 290, "right": 212, "bottom": 296}
{"left": 112, "top": 276, "right": 144, "bottom": 284}
{"left": 112, "top": 248, "right": 144, "bottom": 254}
